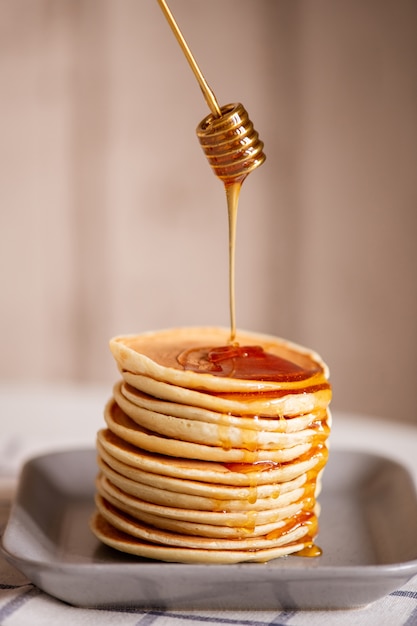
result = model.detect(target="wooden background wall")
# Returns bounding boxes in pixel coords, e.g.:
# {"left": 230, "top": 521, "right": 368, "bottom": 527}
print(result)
{"left": 1, "top": 0, "right": 416, "bottom": 423}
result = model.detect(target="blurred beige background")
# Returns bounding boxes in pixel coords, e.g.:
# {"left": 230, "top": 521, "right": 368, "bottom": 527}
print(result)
{"left": 0, "top": 0, "right": 416, "bottom": 423}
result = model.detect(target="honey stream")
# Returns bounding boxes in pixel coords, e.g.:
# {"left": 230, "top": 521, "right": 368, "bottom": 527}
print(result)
{"left": 225, "top": 181, "right": 241, "bottom": 343}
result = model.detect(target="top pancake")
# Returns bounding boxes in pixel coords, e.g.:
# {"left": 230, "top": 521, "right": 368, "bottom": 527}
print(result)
{"left": 110, "top": 326, "right": 330, "bottom": 393}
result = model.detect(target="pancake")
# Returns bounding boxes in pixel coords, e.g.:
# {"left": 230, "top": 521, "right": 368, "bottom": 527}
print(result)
{"left": 110, "top": 327, "right": 329, "bottom": 392}
{"left": 97, "top": 439, "right": 311, "bottom": 500}
{"left": 91, "top": 326, "right": 331, "bottom": 563}
{"left": 104, "top": 400, "right": 316, "bottom": 464}
{"left": 91, "top": 512, "right": 308, "bottom": 564}
{"left": 122, "top": 371, "right": 330, "bottom": 418}
{"left": 113, "top": 381, "right": 328, "bottom": 450}
{"left": 119, "top": 381, "right": 320, "bottom": 433}
{"left": 97, "top": 457, "right": 308, "bottom": 512}
{"left": 94, "top": 494, "right": 316, "bottom": 551}
{"left": 96, "top": 473, "right": 315, "bottom": 528}
{"left": 94, "top": 482, "right": 307, "bottom": 539}
{"left": 97, "top": 428, "right": 328, "bottom": 486}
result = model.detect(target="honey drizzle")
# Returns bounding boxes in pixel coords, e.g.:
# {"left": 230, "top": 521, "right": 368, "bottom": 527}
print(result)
{"left": 217, "top": 412, "right": 232, "bottom": 451}
{"left": 225, "top": 181, "right": 241, "bottom": 344}
{"left": 222, "top": 443, "right": 327, "bottom": 554}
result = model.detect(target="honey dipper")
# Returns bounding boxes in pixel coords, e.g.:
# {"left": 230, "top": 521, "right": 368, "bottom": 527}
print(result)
{"left": 157, "top": 0, "right": 266, "bottom": 341}
{"left": 156, "top": 0, "right": 266, "bottom": 185}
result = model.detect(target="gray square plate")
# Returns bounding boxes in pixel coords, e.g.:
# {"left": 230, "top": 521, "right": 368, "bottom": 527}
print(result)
{"left": 2, "top": 448, "right": 417, "bottom": 610}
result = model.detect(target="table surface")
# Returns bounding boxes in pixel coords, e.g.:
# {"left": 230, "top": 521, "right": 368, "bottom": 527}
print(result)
{"left": 1, "top": 382, "right": 417, "bottom": 626}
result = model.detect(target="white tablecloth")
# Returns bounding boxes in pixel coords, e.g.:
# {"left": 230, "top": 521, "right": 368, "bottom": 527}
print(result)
{"left": 1, "top": 382, "right": 417, "bottom": 626}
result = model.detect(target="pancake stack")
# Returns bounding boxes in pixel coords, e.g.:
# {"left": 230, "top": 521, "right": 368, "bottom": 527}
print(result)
{"left": 91, "top": 327, "right": 332, "bottom": 563}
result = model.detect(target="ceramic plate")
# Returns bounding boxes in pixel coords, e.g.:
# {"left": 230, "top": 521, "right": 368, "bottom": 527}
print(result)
{"left": 2, "top": 448, "right": 417, "bottom": 610}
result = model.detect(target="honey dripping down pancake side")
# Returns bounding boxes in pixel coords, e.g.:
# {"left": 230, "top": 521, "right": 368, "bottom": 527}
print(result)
{"left": 91, "top": 328, "right": 332, "bottom": 563}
